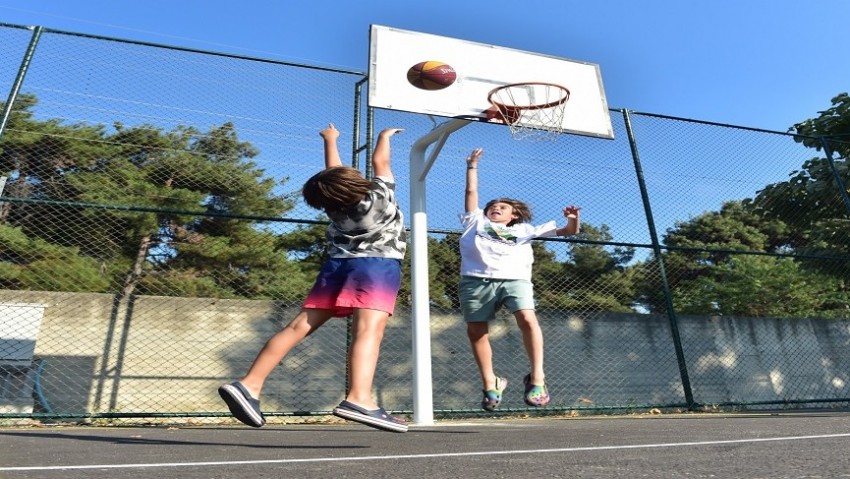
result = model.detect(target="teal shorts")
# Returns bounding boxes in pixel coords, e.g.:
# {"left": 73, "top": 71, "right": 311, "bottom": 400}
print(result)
{"left": 459, "top": 276, "right": 535, "bottom": 323}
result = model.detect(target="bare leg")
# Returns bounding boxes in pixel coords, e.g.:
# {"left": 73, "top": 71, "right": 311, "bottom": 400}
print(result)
{"left": 239, "top": 309, "right": 333, "bottom": 398}
{"left": 344, "top": 308, "right": 389, "bottom": 410}
{"left": 467, "top": 321, "right": 498, "bottom": 390}
{"left": 514, "top": 309, "right": 545, "bottom": 384}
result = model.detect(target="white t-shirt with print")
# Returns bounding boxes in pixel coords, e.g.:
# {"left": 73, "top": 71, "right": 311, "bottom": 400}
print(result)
{"left": 458, "top": 208, "right": 557, "bottom": 281}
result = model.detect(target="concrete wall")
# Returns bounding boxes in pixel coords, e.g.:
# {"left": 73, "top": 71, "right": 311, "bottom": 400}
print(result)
{"left": 1, "top": 290, "right": 849, "bottom": 417}
{"left": 0, "top": 303, "right": 45, "bottom": 413}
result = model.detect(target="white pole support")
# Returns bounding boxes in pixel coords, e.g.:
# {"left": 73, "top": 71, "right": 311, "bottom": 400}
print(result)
{"left": 408, "top": 118, "right": 471, "bottom": 425}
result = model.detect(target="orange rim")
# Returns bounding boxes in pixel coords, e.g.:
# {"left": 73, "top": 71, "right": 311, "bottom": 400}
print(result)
{"left": 487, "top": 82, "right": 570, "bottom": 111}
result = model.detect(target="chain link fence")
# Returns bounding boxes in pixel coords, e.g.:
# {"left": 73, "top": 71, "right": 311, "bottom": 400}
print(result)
{"left": 1, "top": 23, "right": 848, "bottom": 424}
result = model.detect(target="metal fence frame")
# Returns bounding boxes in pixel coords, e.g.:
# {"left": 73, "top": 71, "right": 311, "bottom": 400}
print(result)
{"left": 1, "top": 23, "right": 849, "bottom": 423}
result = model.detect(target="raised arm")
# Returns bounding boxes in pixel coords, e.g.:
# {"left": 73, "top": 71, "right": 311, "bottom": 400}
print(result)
{"left": 465, "top": 148, "right": 483, "bottom": 212}
{"left": 372, "top": 128, "right": 404, "bottom": 179}
{"left": 319, "top": 123, "right": 342, "bottom": 168}
{"left": 556, "top": 205, "right": 581, "bottom": 236}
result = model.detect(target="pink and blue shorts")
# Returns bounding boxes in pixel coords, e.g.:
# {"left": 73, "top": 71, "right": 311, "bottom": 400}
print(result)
{"left": 303, "top": 257, "right": 402, "bottom": 317}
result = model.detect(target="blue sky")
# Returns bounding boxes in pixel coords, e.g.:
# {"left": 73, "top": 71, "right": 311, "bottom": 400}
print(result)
{"left": 0, "top": 0, "right": 846, "bottom": 257}
{"left": 1, "top": 0, "right": 847, "bottom": 133}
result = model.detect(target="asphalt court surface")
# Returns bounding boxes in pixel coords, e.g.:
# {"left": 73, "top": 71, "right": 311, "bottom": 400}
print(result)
{"left": 2, "top": 413, "right": 850, "bottom": 479}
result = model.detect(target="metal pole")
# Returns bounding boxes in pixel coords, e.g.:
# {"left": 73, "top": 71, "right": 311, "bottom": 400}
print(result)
{"left": 409, "top": 118, "right": 471, "bottom": 425}
{"left": 621, "top": 110, "right": 696, "bottom": 410}
{"left": 365, "top": 108, "right": 374, "bottom": 178}
{"left": 352, "top": 78, "right": 366, "bottom": 169}
{"left": 345, "top": 79, "right": 367, "bottom": 397}
{"left": 0, "top": 26, "right": 43, "bottom": 139}
{"left": 819, "top": 137, "right": 850, "bottom": 217}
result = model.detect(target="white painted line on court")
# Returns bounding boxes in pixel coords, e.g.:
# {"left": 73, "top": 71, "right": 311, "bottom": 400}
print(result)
{"left": 2, "top": 432, "right": 849, "bottom": 472}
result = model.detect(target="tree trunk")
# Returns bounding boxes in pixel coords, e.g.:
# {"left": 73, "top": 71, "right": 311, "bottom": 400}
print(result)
{"left": 121, "top": 235, "right": 152, "bottom": 296}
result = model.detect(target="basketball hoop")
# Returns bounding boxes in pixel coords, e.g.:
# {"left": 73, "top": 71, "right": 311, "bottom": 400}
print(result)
{"left": 486, "top": 82, "right": 570, "bottom": 140}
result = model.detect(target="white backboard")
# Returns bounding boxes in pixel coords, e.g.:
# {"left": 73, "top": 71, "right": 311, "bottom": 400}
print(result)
{"left": 368, "top": 25, "right": 614, "bottom": 139}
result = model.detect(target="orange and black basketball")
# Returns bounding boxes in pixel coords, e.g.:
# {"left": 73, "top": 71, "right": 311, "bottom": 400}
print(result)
{"left": 406, "top": 61, "right": 457, "bottom": 90}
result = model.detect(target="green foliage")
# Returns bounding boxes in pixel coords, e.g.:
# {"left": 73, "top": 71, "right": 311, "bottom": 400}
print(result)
{"left": 0, "top": 225, "right": 111, "bottom": 292}
{"left": 136, "top": 271, "right": 233, "bottom": 298}
{"left": 2, "top": 91, "right": 847, "bottom": 320}
{"left": 672, "top": 255, "right": 845, "bottom": 318}
{"left": 749, "top": 156, "right": 849, "bottom": 234}
{"left": 640, "top": 89, "right": 850, "bottom": 318}
{"left": 161, "top": 227, "right": 314, "bottom": 299}
{"left": 276, "top": 221, "right": 329, "bottom": 272}
{"left": 768, "top": 92, "right": 850, "bottom": 260}
{"left": 665, "top": 201, "right": 790, "bottom": 253}
{"left": 548, "top": 224, "right": 637, "bottom": 312}
{"left": 419, "top": 235, "right": 462, "bottom": 309}
{"left": 638, "top": 199, "right": 846, "bottom": 316}
{"left": 790, "top": 92, "right": 850, "bottom": 156}
{"left": 0, "top": 95, "right": 303, "bottom": 298}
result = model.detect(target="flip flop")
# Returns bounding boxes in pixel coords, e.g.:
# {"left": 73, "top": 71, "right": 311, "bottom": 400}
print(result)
{"left": 218, "top": 381, "right": 266, "bottom": 427}
{"left": 332, "top": 400, "right": 408, "bottom": 433}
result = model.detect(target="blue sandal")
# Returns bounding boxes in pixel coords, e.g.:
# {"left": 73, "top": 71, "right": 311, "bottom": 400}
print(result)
{"left": 481, "top": 376, "right": 508, "bottom": 411}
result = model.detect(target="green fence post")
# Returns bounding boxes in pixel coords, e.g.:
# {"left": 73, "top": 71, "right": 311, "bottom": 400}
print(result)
{"left": 0, "top": 26, "right": 43, "bottom": 140}
{"left": 820, "top": 136, "right": 850, "bottom": 216}
{"left": 621, "top": 109, "right": 696, "bottom": 411}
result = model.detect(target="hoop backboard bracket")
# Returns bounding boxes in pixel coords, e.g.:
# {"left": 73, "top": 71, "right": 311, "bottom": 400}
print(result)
{"left": 368, "top": 25, "right": 614, "bottom": 140}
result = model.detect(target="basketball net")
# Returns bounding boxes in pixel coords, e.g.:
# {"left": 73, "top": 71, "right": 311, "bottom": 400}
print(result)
{"left": 486, "top": 82, "right": 570, "bottom": 140}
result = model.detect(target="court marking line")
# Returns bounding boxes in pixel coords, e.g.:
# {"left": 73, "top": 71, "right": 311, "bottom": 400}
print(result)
{"left": 2, "top": 432, "right": 849, "bottom": 472}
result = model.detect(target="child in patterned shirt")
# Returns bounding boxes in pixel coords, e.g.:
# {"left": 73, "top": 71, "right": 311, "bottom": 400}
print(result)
{"left": 220, "top": 123, "right": 408, "bottom": 433}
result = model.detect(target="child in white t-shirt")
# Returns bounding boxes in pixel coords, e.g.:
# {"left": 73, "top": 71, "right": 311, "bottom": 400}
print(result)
{"left": 459, "top": 147, "right": 580, "bottom": 411}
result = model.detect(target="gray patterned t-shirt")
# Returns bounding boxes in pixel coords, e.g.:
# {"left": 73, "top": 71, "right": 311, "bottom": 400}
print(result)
{"left": 325, "top": 176, "right": 407, "bottom": 259}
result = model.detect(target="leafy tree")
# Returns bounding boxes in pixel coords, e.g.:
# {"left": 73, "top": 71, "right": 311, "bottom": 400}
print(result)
{"left": 637, "top": 201, "right": 792, "bottom": 314}
{"left": 276, "top": 221, "right": 328, "bottom": 267}
{"left": 549, "top": 224, "right": 637, "bottom": 312}
{"left": 0, "top": 94, "right": 313, "bottom": 298}
{"left": 748, "top": 155, "right": 848, "bottom": 255}
{"left": 531, "top": 240, "right": 576, "bottom": 309}
{"left": 745, "top": 92, "right": 850, "bottom": 313}
{"left": 633, "top": 94, "right": 850, "bottom": 318}
{"left": 672, "top": 255, "right": 845, "bottom": 318}
{"left": 790, "top": 92, "right": 850, "bottom": 157}
{"left": 71, "top": 122, "right": 300, "bottom": 297}
{"left": 0, "top": 94, "right": 114, "bottom": 251}
{"left": 420, "top": 234, "right": 462, "bottom": 309}
{"left": 759, "top": 92, "right": 850, "bottom": 251}
{"left": 0, "top": 224, "right": 111, "bottom": 292}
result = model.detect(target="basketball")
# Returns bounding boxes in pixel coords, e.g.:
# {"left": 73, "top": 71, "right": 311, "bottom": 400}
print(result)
{"left": 406, "top": 61, "right": 457, "bottom": 90}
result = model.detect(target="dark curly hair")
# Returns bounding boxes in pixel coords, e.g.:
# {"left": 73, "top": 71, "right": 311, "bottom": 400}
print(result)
{"left": 302, "top": 167, "right": 371, "bottom": 213}
{"left": 484, "top": 197, "right": 532, "bottom": 226}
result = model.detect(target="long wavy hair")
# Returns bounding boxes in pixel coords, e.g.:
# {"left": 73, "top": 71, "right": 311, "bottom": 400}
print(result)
{"left": 484, "top": 197, "right": 532, "bottom": 226}
{"left": 302, "top": 166, "right": 371, "bottom": 213}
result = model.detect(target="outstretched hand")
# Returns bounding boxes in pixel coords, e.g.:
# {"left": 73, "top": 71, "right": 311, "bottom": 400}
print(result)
{"left": 320, "top": 123, "right": 340, "bottom": 141}
{"left": 379, "top": 128, "right": 404, "bottom": 138}
{"left": 556, "top": 205, "right": 581, "bottom": 236}
{"left": 563, "top": 205, "right": 581, "bottom": 219}
{"left": 467, "top": 147, "right": 483, "bottom": 167}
